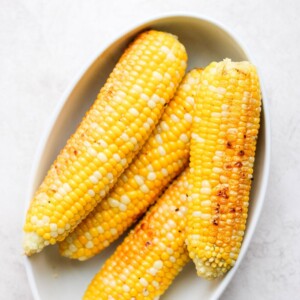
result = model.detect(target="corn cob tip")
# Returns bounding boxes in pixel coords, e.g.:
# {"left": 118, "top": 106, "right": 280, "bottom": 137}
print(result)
{"left": 218, "top": 58, "right": 255, "bottom": 74}
{"left": 23, "top": 232, "right": 46, "bottom": 256}
{"left": 192, "top": 256, "right": 231, "bottom": 280}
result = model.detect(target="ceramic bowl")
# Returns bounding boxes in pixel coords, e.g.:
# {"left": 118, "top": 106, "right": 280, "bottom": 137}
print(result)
{"left": 24, "top": 13, "right": 271, "bottom": 300}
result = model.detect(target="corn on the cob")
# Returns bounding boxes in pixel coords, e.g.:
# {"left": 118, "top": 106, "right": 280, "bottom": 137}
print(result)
{"left": 84, "top": 168, "right": 190, "bottom": 300}
{"left": 23, "top": 30, "right": 187, "bottom": 255}
{"left": 59, "top": 69, "right": 202, "bottom": 260}
{"left": 187, "top": 59, "right": 261, "bottom": 279}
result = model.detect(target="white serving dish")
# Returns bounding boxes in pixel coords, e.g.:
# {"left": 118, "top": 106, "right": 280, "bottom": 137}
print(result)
{"left": 24, "top": 13, "right": 271, "bottom": 300}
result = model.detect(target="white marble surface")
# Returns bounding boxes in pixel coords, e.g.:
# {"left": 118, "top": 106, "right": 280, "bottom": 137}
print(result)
{"left": 1, "top": 0, "right": 300, "bottom": 299}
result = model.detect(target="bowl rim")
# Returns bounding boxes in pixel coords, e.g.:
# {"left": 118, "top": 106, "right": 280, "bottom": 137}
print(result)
{"left": 23, "top": 12, "right": 271, "bottom": 300}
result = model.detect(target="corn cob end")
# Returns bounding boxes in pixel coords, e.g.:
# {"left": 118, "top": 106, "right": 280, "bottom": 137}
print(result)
{"left": 218, "top": 58, "right": 257, "bottom": 77}
{"left": 191, "top": 255, "right": 232, "bottom": 279}
{"left": 23, "top": 232, "right": 46, "bottom": 256}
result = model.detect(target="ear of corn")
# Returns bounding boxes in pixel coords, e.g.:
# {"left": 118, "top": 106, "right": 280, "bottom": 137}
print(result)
{"left": 83, "top": 168, "right": 190, "bottom": 300}
{"left": 23, "top": 30, "right": 187, "bottom": 255}
{"left": 187, "top": 59, "right": 261, "bottom": 279}
{"left": 58, "top": 69, "right": 202, "bottom": 260}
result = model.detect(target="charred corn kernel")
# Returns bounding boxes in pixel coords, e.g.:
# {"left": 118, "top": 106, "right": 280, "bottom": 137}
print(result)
{"left": 23, "top": 30, "right": 187, "bottom": 255}
{"left": 187, "top": 59, "right": 261, "bottom": 279}
{"left": 59, "top": 69, "right": 202, "bottom": 260}
{"left": 84, "top": 168, "right": 190, "bottom": 300}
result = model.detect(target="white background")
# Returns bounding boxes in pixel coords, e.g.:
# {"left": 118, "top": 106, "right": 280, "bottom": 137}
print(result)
{"left": 1, "top": 0, "right": 300, "bottom": 299}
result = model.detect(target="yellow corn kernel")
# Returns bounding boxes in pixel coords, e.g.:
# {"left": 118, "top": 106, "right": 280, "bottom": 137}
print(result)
{"left": 59, "top": 69, "right": 203, "bottom": 260}
{"left": 187, "top": 59, "right": 261, "bottom": 279}
{"left": 23, "top": 30, "right": 187, "bottom": 255}
{"left": 83, "top": 168, "right": 190, "bottom": 300}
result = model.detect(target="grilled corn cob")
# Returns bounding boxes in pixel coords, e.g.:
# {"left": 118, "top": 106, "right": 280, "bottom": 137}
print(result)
{"left": 187, "top": 59, "right": 261, "bottom": 279}
{"left": 84, "top": 168, "right": 190, "bottom": 300}
{"left": 59, "top": 69, "right": 202, "bottom": 260}
{"left": 23, "top": 30, "right": 187, "bottom": 255}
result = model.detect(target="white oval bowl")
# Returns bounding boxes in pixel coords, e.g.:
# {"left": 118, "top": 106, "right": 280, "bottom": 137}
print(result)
{"left": 24, "top": 13, "right": 271, "bottom": 300}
